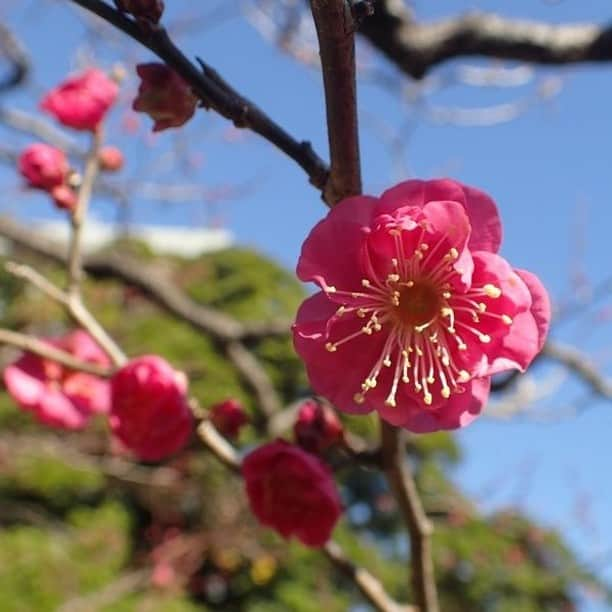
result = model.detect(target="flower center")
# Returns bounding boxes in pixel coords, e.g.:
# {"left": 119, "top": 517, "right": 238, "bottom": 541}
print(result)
{"left": 394, "top": 283, "right": 440, "bottom": 329}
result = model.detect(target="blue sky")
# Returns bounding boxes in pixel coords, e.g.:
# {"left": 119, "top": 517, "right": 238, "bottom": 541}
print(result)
{"left": 2, "top": 1, "right": 612, "bottom": 609}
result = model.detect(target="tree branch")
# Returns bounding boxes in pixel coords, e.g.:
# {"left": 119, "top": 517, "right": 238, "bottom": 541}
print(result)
{"left": 359, "top": 1, "right": 612, "bottom": 79}
{"left": 0, "top": 23, "right": 29, "bottom": 93}
{"left": 68, "top": 0, "right": 329, "bottom": 196}
{"left": 0, "top": 328, "right": 112, "bottom": 376}
{"left": 324, "top": 541, "right": 416, "bottom": 612}
{"left": 380, "top": 422, "right": 438, "bottom": 612}
{"left": 310, "top": 0, "right": 361, "bottom": 204}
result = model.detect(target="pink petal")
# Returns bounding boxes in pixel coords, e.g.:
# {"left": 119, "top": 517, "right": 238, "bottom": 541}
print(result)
{"left": 377, "top": 178, "right": 502, "bottom": 253}
{"left": 459, "top": 183, "right": 502, "bottom": 253}
{"left": 3, "top": 357, "right": 46, "bottom": 409}
{"left": 36, "top": 392, "right": 89, "bottom": 430}
{"left": 378, "top": 179, "right": 466, "bottom": 213}
{"left": 293, "top": 294, "right": 379, "bottom": 415}
{"left": 379, "top": 377, "right": 490, "bottom": 433}
{"left": 486, "top": 269, "right": 550, "bottom": 375}
{"left": 297, "top": 195, "right": 377, "bottom": 290}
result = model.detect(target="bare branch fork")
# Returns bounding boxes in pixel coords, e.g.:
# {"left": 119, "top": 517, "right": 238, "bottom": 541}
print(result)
{"left": 359, "top": 0, "right": 612, "bottom": 79}
{"left": 68, "top": 0, "right": 330, "bottom": 199}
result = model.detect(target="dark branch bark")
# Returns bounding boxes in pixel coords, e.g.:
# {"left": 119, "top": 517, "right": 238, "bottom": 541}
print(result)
{"left": 310, "top": 0, "right": 361, "bottom": 204}
{"left": 380, "top": 423, "right": 439, "bottom": 612}
{"left": 69, "top": 0, "right": 329, "bottom": 194}
{"left": 359, "top": 0, "right": 612, "bottom": 79}
{"left": 0, "top": 23, "right": 29, "bottom": 92}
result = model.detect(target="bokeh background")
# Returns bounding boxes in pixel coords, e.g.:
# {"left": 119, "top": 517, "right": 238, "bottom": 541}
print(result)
{"left": 0, "top": 1, "right": 611, "bottom": 610}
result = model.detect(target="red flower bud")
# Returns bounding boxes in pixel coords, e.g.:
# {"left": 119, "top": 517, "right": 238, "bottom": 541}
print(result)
{"left": 114, "top": 0, "right": 164, "bottom": 23}
{"left": 210, "top": 398, "right": 248, "bottom": 438}
{"left": 133, "top": 63, "right": 197, "bottom": 132}
{"left": 50, "top": 185, "right": 78, "bottom": 212}
{"left": 293, "top": 399, "right": 343, "bottom": 453}
{"left": 18, "top": 143, "right": 68, "bottom": 191}
{"left": 41, "top": 68, "right": 118, "bottom": 131}
{"left": 110, "top": 355, "right": 193, "bottom": 461}
{"left": 99, "top": 146, "right": 124, "bottom": 172}
{"left": 242, "top": 440, "right": 342, "bottom": 548}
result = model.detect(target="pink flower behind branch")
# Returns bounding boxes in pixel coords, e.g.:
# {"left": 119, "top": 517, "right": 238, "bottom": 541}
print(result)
{"left": 41, "top": 68, "right": 118, "bottom": 131}
{"left": 109, "top": 355, "right": 193, "bottom": 461}
{"left": 3, "top": 330, "right": 110, "bottom": 430}
{"left": 133, "top": 63, "right": 198, "bottom": 132}
{"left": 293, "top": 178, "right": 550, "bottom": 433}
{"left": 242, "top": 440, "right": 342, "bottom": 548}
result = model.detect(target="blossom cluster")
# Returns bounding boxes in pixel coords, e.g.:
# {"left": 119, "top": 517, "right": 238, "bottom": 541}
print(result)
{"left": 18, "top": 68, "right": 121, "bottom": 212}
{"left": 4, "top": 333, "right": 193, "bottom": 461}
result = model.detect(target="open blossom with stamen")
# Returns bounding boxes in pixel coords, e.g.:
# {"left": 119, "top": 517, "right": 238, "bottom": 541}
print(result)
{"left": 293, "top": 179, "right": 550, "bottom": 433}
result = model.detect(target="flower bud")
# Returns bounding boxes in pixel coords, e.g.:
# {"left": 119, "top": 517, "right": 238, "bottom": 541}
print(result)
{"left": 110, "top": 355, "right": 193, "bottom": 461}
{"left": 18, "top": 143, "right": 68, "bottom": 191}
{"left": 41, "top": 68, "right": 118, "bottom": 131}
{"left": 133, "top": 63, "right": 197, "bottom": 132}
{"left": 293, "top": 399, "right": 343, "bottom": 454}
{"left": 50, "top": 185, "right": 78, "bottom": 212}
{"left": 210, "top": 398, "right": 248, "bottom": 438}
{"left": 99, "top": 146, "right": 124, "bottom": 172}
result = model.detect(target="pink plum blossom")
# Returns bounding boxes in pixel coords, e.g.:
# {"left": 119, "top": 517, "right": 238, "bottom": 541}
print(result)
{"left": 110, "top": 355, "right": 193, "bottom": 461}
{"left": 242, "top": 440, "right": 342, "bottom": 547}
{"left": 3, "top": 330, "right": 110, "bottom": 430}
{"left": 41, "top": 68, "right": 118, "bottom": 131}
{"left": 293, "top": 179, "right": 550, "bottom": 433}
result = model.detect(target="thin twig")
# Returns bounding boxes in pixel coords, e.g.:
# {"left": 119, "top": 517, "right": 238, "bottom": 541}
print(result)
{"left": 68, "top": 0, "right": 329, "bottom": 197}
{"left": 324, "top": 541, "right": 416, "bottom": 612}
{"left": 67, "top": 128, "right": 103, "bottom": 297}
{"left": 196, "top": 420, "right": 241, "bottom": 474}
{"left": 310, "top": 0, "right": 361, "bottom": 204}
{"left": 5, "top": 259, "right": 127, "bottom": 367}
{"left": 380, "top": 423, "right": 438, "bottom": 612}
{"left": 0, "top": 328, "right": 112, "bottom": 376}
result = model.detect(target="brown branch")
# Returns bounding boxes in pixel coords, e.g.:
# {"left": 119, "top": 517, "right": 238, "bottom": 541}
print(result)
{"left": 359, "top": 2, "right": 612, "bottom": 79}
{"left": 310, "top": 0, "right": 361, "bottom": 204}
{"left": 67, "top": 129, "right": 103, "bottom": 296}
{"left": 224, "top": 341, "right": 282, "bottom": 422}
{"left": 0, "top": 23, "right": 29, "bottom": 92}
{"left": 324, "top": 541, "right": 416, "bottom": 612}
{"left": 380, "top": 422, "right": 438, "bottom": 612}
{"left": 69, "top": 0, "right": 329, "bottom": 196}
{"left": 196, "top": 420, "right": 241, "bottom": 474}
{"left": 0, "top": 328, "right": 112, "bottom": 376}
{"left": 542, "top": 341, "right": 612, "bottom": 399}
